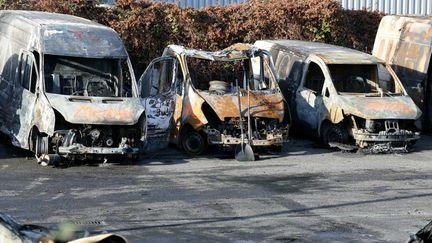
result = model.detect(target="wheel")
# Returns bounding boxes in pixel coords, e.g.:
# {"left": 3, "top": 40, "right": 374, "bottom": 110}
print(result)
{"left": 33, "top": 134, "right": 55, "bottom": 166}
{"left": 321, "top": 123, "right": 349, "bottom": 146}
{"left": 35, "top": 134, "right": 49, "bottom": 156}
{"left": 181, "top": 129, "right": 207, "bottom": 156}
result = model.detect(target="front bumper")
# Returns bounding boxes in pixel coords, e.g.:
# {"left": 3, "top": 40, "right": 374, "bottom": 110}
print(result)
{"left": 57, "top": 144, "right": 140, "bottom": 155}
{"left": 353, "top": 129, "right": 420, "bottom": 152}
{"left": 206, "top": 129, "right": 285, "bottom": 146}
{"left": 353, "top": 130, "right": 420, "bottom": 143}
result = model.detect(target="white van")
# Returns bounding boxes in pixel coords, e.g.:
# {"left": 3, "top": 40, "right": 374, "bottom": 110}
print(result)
{"left": 0, "top": 11, "right": 177, "bottom": 164}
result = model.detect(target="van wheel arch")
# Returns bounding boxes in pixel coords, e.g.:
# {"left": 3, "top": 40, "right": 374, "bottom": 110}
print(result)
{"left": 320, "top": 120, "right": 349, "bottom": 145}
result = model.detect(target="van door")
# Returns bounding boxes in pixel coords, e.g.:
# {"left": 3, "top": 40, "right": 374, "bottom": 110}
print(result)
{"left": 138, "top": 56, "right": 178, "bottom": 151}
{"left": 296, "top": 60, "right": 327, "bottom": 133}
{"left": 10, "top": 51, "right": 39, "bottom": 147}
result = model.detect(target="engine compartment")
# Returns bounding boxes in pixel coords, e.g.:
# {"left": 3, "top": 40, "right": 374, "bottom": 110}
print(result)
{"left": 204, "top": 116, "right": 288, "bottom": 146}
{"left": 349, "top": 116, "right": 420, "bottom": 152}
{"left": 48, "top": 112, "right": 144, "bottom": 159}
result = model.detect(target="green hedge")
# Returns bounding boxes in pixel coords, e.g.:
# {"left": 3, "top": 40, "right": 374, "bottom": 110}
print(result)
{"left": 1, "top": 0, "right": 383, "bottom": 75}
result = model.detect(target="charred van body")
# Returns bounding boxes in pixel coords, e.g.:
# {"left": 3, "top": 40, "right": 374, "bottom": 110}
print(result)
{"left": 148, "top": 44, "right": 289, "bottom": 156}
{"left": 255, "top": 40, "right": 421, "bottom": 153}
{"left": 373, "top": 15, "right": 432, "bottom": 131}
{"left": 0, "top": 11, "right": 176, "bottom": 163}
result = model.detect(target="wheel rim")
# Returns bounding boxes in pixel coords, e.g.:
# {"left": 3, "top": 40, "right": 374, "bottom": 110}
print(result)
{"left": 35, "top": 135, "right": 48, "bottom": 156}
{"left": 184, "top": 132, "right": 204, "bottom": 155}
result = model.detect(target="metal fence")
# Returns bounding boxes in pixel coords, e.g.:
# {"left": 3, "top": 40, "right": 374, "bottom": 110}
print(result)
{"left": 339, "top": 0, "right": 432, "bottom": 15}
{"left": 100, "top": 0, "right": 248, "bottom": 8}
{"left": 100, "top": 0, "right": 432, "bottom": 13}
{"left": 157, "top": 0, "right": 247, "bottom": 8}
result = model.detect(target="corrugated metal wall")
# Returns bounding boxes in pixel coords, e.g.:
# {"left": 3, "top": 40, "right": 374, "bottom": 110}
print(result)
{"left": 339, "top": 0, "right": 432, "bottom": 15}
{"left": 100, "top": 0, "right": 247, "bottom": 8}
{"left": 153, "top": 0, "right": 247, "bottom": 8}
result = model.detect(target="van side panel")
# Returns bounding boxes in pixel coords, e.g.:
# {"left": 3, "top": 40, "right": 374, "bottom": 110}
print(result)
{"left": 0, "top": 21, "right": 33, "bottom": 132}
{"left": 0, "top": 15, "right": 42, "bottom": 148}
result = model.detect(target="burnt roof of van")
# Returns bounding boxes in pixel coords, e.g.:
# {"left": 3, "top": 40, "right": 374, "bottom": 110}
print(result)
{"left": 164, "top": 43, "right": 263, "bottom": 61}
{"left": 256, "top": 40, "right": 382, "bottom": 64}
{"left": 3, "top": 10, "right": 100, "bottom": 26}
{"left": 0, "top": 10, "right": 128, "bottom": 58}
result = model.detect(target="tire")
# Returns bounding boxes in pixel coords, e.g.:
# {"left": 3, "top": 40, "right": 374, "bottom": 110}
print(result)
{"left": 35, "top": 134, "right": 49, "bottom": 156}
{"left": 321, "top": 123, "right": 349, "bottom": 146}
{"left": 181, "top": 129, "right": 207, "bottom": 156}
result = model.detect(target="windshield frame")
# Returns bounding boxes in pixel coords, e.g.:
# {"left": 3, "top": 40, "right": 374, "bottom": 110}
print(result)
{"left": 328, "top": 62, "right": 407, "bottom": 96}
{"left": 41, "top": 54, "right": 138, "bottom": 98}
{"left": 183, "top": 52, "right": 279, "bottom": 92}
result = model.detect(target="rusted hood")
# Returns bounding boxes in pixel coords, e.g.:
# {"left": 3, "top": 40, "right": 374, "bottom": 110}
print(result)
{"left": 46, "top": 94, "right": 144, "bottom": 125}
{"left": 337, "top": 95, "right": 421, "bottom": 120}
{"left": 198, "top": 90, "right": 284, "bottom": 121}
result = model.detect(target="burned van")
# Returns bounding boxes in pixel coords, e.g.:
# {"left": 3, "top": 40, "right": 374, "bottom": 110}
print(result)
{"left": 147, "top": 44, "right": 289, "bottom": 158}
{"left": 255, "top": 40, "right": 421, "bottom": 153}
{"left": 0, "top": 11, "right": 176, "bottom": 164}
{"left": 373, "top": 15, "right": 432, "bottom": 131}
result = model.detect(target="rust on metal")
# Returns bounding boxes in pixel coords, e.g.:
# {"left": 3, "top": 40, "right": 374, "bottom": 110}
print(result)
{"left": 74, "top": 105, "right": 135, "bottom": 123}
{"left": 256, "top": 39, "right": 421, "bottom": 153}
{"left": 162, "top": 43, "right": 289, "bottom": 153}
{"left": 373, "top": 15, "right": 432, "bottom": 129}
{"left": 198, "top": 90, "right": 284, "bottom": 121}
{"left": 0, "top": 11, "right": 176, "bottom": 162}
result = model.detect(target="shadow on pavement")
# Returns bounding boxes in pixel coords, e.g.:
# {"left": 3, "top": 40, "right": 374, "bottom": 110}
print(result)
{"left": 92, "top": 192, "right": 432, "bottom": 234}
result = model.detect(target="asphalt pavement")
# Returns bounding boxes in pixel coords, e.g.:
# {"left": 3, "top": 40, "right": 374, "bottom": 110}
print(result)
{"left": 1, "top": 136, "right": 432, "bottom": 242}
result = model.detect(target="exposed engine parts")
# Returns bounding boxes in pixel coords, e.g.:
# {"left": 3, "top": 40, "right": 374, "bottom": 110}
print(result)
{"left": 204, "top": 117, "right": 288, "bottom": 146}
{"left": 351, "top": 118, "right": 420, "bottom": 153}
{"left": 50, "top": 125, "right": 143, "bottom": 160}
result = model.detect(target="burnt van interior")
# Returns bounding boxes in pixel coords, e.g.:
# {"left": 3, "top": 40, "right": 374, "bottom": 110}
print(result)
{"left": 186, "top": 55, "right": 275, "bottom": 92}
{"left": 44, "top": 55, "right": 131, "bottom": 97}
{"left": 329, "top": 64, "right": 399, "bottom": 95}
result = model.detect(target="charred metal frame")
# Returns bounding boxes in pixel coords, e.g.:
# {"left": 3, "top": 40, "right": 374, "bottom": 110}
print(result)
{"left": 373, "top": 15, "right": 432, "bottom": 131}
{"left": 0, "top": 11, "right": 176, "bottom": 161}
{"left": 255, "top": 40, "right": 421, "bottom": 152}
{"left": 160, "top": 43, "right": 289, "bottom": 151}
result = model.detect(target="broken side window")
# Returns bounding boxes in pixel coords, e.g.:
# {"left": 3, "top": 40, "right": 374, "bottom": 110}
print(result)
{"left": 18, "top": 52, "right": 38, "bottom": 93}
{"left": 44, "top": 55, "right": 121, "bottom": 97}
{"left": 120, "top": 59, "right": 133, "bottom": 97}
{"left": 251, "top": 54, "right": 276, "bottom": 90}
{"left": 175, "top": 64, "right": 184, "bottom": 96}
{"left": 140, "top": 58, "right": 175, "bottom": 98}
{"left": 303, "top": 62, "right": 325, "bottom": 93}
{"left": 30, "top": 52, "right": 39, "bottom": 93}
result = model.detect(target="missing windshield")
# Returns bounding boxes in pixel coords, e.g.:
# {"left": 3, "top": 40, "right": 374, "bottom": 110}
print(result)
{"left": 186, "top": 54, "right": 275, "bottom": 92}
{"left": 44, "top": 55, "right": 130, "bottom": 97}
{"left": 329, "top": 64, "right": 399, "bottom": 94}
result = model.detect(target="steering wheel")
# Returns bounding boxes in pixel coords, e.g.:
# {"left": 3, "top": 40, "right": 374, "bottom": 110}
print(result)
{"left": 348, "top": 76, "right": 367, "bottom": 93}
